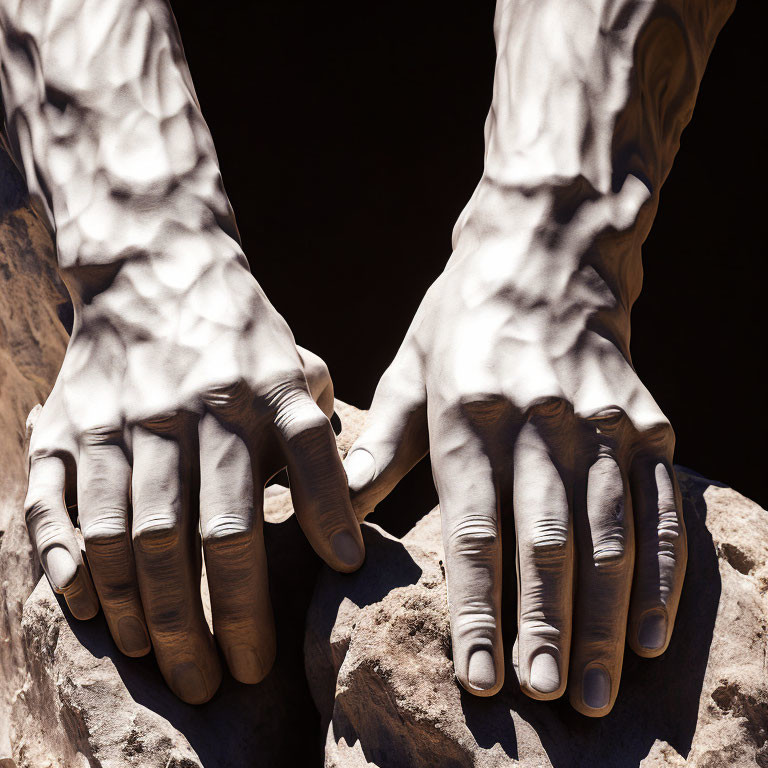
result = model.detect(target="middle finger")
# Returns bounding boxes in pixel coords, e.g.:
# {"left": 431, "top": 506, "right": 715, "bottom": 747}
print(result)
{"left": 132, "top": 417, "right": 222, "bottom": 705}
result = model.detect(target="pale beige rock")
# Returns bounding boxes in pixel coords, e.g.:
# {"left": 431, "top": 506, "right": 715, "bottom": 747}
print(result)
{"left": 0, "top": 139, "right": 67, "bottom": 768}
{"left": 307, "top": 408, "right": 768, "bottom": 767}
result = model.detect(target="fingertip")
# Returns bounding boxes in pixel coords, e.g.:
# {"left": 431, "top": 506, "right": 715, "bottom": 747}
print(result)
{"left": 170, "top": 660, "right": 222, "bottom": 706}
{"left": 226, "top": 641, "right": 275, "bottom": 685}
{"left": 521, "top": 648, "right": 566, "bottom": 701}
{"left": 42, "top": 544, "right": 78, "bottom": 592}
{"left": 63, "top": 571, "right": 100, "bottom": 621}
{"left": 116, "top": 615, "right": 152, "bottom": 657}
{"left": 329, "top": 528, "right": 365, "bottom": 572}
{"left": 569, "top": 664, "right": 616, "bottom": 717}
{"left": 344, "top": 448, "right": 376, "bottom": 493}
{"left": 457, "top": 649, "right": 504, "bottom": 697}
{"left": 629, "top": 609, "right": 670, "bottom": 658}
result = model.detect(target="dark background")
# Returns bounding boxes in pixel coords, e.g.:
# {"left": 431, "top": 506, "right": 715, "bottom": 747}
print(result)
{"left": 173, "top": 1, "right": 766, "bottom": 507}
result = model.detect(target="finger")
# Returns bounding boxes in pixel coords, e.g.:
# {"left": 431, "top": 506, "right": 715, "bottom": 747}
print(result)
{"left": 24, "top": 455, "right": 99, "bottom": 620}
{"left": 131, "top": 419, "right": 222, "bottom": 705}
{"left": 344, "top": 348, "right": 428, "bottom": 521}
{"left": 274, "top": 388, "right": 365, "bottom": 572}
{"left": 432, "top": 410, "right": 503, "bottom": 696}
{"left": 569, "top": 425, "right": 634, "bottom": 717}
{"left": 199, "top": 411, "right": 275, "bottom": 684}
{"left": 513, "top": 413, "right": 573, "bottom": 701}
{"left": 628, "top": 454, "right": 686, "bottom": 658}
{"left": 77, "top": 429, "right": 150, "bottom": 657}
{"left": 296, "top": 345, "right": 334, "bottom": 418}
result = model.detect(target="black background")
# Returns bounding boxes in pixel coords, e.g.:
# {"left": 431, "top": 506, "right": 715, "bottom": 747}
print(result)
{"left": 173, "top": 1, "right": 766, "bottom": 508}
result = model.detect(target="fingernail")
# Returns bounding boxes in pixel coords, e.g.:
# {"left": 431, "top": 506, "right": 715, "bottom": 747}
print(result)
{"left": 227, "top": 644, "right": 265, "bottom": 684}
{"left": 331, "top": 530, "right": 364, "bottom": 568}
{"left": 118, "top": 616, "right": 150, "bottom": 656}
{"left": 344, "top": 449, "right": 376, "bottom": 489}
{"left": 468, "top": 649, "right": 496, "bottom": 691}
{"left": 638, "top": 611, "right": 667, "bottom": 651}
{"left": 530, "top": 650, "right": 560, "bottom": 694}
{"left": 42, "top": 545, "right": 77, "bottom": 591}
{"left": 582, "top": 665, "right": 611, "bottom": 710}
{"left": 172, "top": 662, "right": 209, "bottom": 705}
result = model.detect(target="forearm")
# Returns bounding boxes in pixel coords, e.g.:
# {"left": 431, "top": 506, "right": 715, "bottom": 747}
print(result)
{"left": 0, "top": 0, "right": 245, "bottom": 291}
{"left": 450, "top": 0, "right": 735, "bottom": 352}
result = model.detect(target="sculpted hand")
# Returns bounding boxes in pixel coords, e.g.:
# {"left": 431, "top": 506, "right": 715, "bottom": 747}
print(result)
{"left": 0, "top": 0, "right": 364, "bottom": 705}
{"left": 344, "top": 232, "right": 685, "bottom": 715}
{"left": 24, "top": 261, "right": 363, "bottom": 704}
{"left": 342, "top": 0, "right": 729, "bottom": 716}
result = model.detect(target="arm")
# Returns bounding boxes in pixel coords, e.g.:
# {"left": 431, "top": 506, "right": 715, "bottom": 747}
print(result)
{"left": 344, "top": 0, "right": 735, "bottom": 716}
{"left": 1, "top": 0, "right": 364, "bottom": 704}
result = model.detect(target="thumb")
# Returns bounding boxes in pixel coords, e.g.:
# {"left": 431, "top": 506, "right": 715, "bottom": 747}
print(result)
{"left": 344, "top": 349, "right": 428, "bottom": 521}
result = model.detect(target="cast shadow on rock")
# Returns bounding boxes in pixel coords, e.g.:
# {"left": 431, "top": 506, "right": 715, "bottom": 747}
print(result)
{"left": 459, "top": 470, "right": 720, "bottom": 768}
{"left": 62, "top": 513, "right": 323, "bottom": 768}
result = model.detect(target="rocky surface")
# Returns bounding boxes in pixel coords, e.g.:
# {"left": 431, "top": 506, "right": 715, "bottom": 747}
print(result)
{"left": 0, "top": 136, "right": 69, "bottom": 766}
{"left": 306, "top": 439, "right": 768, "bottom": 767}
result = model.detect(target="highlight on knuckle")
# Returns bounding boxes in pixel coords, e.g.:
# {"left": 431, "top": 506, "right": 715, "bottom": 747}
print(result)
{"left": 82, "top": 515, "right": 129, "bottom": 551}
{"left": 587, "top": 407, "right": 629, "bottom": 439}
{"left": 132, "top": 511, "right": 180, "bottom": 550}
{"left": 202, "top": 512, "right": 254, "bottom": 552}
{"left": 24, "top": 495, "right": 52, "bottom": 526}
{"left": 656, "top": 506, "right": 682, "bottom": 557}
{"left": 592, "top": 536, "right": 630, "bottom": 568}
{"left": 447, "top": 515, "right": 499, "bottom": 558}
{"left": 528, "top": 519, "right": 570, "bottom": 562}
{"left": 201, "top": 378, "right": 251, "bottom": 415}
{"left": 451, "top": 602, "right": 499, "bottom": 638}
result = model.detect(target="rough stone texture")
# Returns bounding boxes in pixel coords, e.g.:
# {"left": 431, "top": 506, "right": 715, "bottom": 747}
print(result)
{"left": 0, "top": 136, "right": 69, "bottom": 767}
{"left": 4, "top": 504, "right": 324, "bottom": 768}
{"left": 306, "top": 459, "right": 768, "bottom": 767}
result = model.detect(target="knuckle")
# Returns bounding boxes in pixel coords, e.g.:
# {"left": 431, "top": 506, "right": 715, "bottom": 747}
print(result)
{"left": 82, "top": 515, "right": 129, "bottom": 550}
{"left": 593, "top": 538, "right": 631, "bottom": 568}
{"left": 526, "top": 397, "right": 574, "bottom": 436}
{"left": 132, "top": 511, "right": 180, "bottom": 549}
{"left": 24, "top": 494, "right": 51, "bottom": 525}
{"left": 202, "top": 512, "right": 254, "bottom": 551}
{"left": 137, "top": 411, "right": 185, "bottom": 434}
{"left": 451, "top": 605, "right": 499, "bottom": 639}
{"left": 201, "top": 379, "right": 251, "bottom": 415}
{"left": 528, "top": 519, "right": 570, "bottom": 561}
{"left": 457, "top": 392, "right": 507, "bottom": 424}
{"left": 655, "top": 506, "right": 683, "bottom": 555}
{"left": 447, "top": 515, "right": 499, "bottom": 558}
{"left": 79, "top": 425, "right": 123, "bottom": 447}
{"left": 586, "top": 407, "right": 629, "bottom": 444}
{"left": 636, "top": 420, "right": 676, "bottom": 456}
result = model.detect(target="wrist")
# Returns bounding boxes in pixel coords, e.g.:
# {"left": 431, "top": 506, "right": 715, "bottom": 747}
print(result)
{"left": 447, "top": 178, "right": 640, "bottom": 355}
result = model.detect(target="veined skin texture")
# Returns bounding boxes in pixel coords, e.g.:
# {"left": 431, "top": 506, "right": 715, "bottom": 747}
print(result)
{"left": 0, "top": 0, "right": 366, "bottom": 705}
{"left": 344, "top": 0, "right": 736, "bottom": 717}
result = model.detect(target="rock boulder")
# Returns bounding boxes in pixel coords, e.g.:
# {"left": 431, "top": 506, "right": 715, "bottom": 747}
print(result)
{"left": 305, "top": 413, "right": 768, "bottom": 767}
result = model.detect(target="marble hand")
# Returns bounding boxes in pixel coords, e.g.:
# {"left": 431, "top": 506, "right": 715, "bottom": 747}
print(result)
{"left": 0, "top": 0, "right": 364, "bottom": 704}
{"left": 344, "top": 0, "right": 732, "bottom": 716}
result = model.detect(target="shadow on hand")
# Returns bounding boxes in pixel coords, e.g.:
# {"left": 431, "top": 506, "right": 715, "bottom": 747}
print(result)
{"left": 64, "top": 514, "right": 323, "bottom": 768}
{"left": 461, "top": 469, "right": 721, "bottom": 768}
